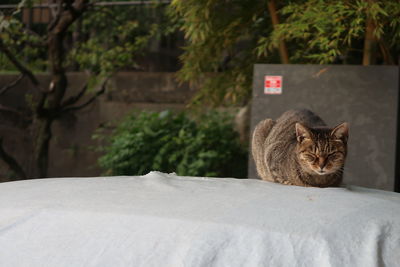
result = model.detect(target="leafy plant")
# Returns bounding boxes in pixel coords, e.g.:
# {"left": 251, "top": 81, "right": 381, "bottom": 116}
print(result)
{"left": 168, "top": 0, "right": 274, "bottom": 107}
{"left": 168, "top": 0, "right": 400, "bottom": 107}
{"left": 96, "top": 110, "right": 248, "bottom": 178}
{"left": 261, "top": 0, "right": 400, "bottom": 64}
{"left": 68, "top": 2, "right": 162, "bottom": 75}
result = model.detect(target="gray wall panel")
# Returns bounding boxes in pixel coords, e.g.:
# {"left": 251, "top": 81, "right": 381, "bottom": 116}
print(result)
{"left": 249, "top": 64, "right": 399, "bottom": 191}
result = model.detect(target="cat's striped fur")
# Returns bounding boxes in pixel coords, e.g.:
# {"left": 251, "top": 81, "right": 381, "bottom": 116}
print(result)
{"left": 252, "top": 109, "right": 348, "bottom": 187}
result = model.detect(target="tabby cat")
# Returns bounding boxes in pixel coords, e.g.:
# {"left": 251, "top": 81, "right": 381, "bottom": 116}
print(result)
{"left": 252, "top": 109, "right": 348, "bottom": 187}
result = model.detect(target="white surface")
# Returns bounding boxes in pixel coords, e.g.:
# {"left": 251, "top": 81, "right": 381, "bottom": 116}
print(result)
{"left": 0, "top": 171, "right": 399, "bottom": 267}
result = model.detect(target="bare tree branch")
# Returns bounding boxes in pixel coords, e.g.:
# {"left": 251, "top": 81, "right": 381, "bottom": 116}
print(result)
{"left": 48, "top": 0, "right": 59, "bottom": 17}
{"left": 63, "top": 78, "right": 109, "bottom": 113}
{"left": 61, "top": 82, "right": 88, "bottom": 107}
{"left": 48, "top": 0, "right": 90, "bottom": 35}
{"left": 378, "top": 39, "right": 394, "bottom": 65}
{"left": 0, "top": 137, "right": 27, "bottom": 180}
{"left": 47, "top": 0, "right": 63, "bottom": 32}
{"left": 0, "top": 104, "right": 25, "bottom": 117}
{"left": 0, "top": 74, "right": 24, "bottom": 96}
{"left": 46, "top": 0, "right": 90, "bottom": 110}
{"left": 0, "top": 40, "right": 43, "bottom": 92}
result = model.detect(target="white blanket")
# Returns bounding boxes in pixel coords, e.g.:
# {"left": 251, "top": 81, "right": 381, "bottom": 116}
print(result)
{"left": 0, "top": 171, "right": 399, "bottom": 267}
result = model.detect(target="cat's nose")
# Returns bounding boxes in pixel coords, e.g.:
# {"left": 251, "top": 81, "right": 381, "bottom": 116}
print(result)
{"left": 318, "top": 157, "right": 327, "bottom": 170}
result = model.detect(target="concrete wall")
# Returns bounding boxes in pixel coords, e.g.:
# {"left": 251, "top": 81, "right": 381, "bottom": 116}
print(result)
{"left": 0, "top": 72, "right": 197, "bottom": 181}
{"left": 248, "top": 64, "right": 399, "bottom": 191}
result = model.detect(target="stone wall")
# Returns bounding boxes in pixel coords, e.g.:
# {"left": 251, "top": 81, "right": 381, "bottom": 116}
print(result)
{"left": 0, "top": 72, "right": 198, "bottom": 180}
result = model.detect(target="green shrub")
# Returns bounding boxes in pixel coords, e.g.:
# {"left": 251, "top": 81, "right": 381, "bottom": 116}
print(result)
{"left": 96, "top": 110, "right": 247, "bottom": 178}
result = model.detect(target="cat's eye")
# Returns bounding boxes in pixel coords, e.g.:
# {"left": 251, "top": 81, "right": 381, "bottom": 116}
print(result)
{"left": 328, "top": 153, "right": 341, "bottom": 161}
{"left": 303, "top": 154, "right": 316, "bottom": 161}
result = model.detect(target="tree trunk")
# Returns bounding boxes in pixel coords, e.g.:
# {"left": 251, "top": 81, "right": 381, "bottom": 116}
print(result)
{"left": 30, "top": 117, "right": 53, "bottom": 178}
{"left": 363, "top": 6, "right": 377, "bottom": 65}
{"left": 28, "top": 0, "right": 89, "bottom": 178}
{"left": 267, "top": 0, "right": 289, "bottom": 64}
{"left": 0, "top": 0, "right": 90, "bottom": 180}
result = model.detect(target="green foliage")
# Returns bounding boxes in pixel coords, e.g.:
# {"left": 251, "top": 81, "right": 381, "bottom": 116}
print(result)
{"left": 0, "top": 1, "right": 47, "bottom": 71}
{"left": 0, "top": 0, "right": 169, "bottom": 74}
{"left": 168, "top": 0, "right": 275, "bottom": 106}
{"left": 68, "top": 3, "right": 164, "bottom": 75}
{"left": 96, "top": 110, "right": 248, "bottom": 178}
{"left": 259, "top": 0, "right": 400, "bottom": 64}
{"left": 169, "top": 0, "right": 400, "bottom": 106}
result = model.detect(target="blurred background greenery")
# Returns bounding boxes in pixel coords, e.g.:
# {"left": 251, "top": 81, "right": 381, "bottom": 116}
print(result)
{"left": 0, "top": 0, "right": 399, "bottom": 179}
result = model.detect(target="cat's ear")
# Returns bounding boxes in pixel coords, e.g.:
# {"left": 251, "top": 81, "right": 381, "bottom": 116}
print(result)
{"left": 295, "top": 123, "right": 311, "bottom": 143}
{"left": 331, "top": 122, "right": 349, "bottom": 143}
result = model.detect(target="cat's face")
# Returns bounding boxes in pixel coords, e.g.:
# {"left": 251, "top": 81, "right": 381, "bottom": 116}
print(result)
{"left": 295, "top": 123, "right": 348, "bottom": 176}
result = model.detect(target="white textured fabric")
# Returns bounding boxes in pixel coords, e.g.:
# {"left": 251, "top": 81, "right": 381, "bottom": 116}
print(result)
{"left": 0, "top": 171, "right": 399, "bottom": 267}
